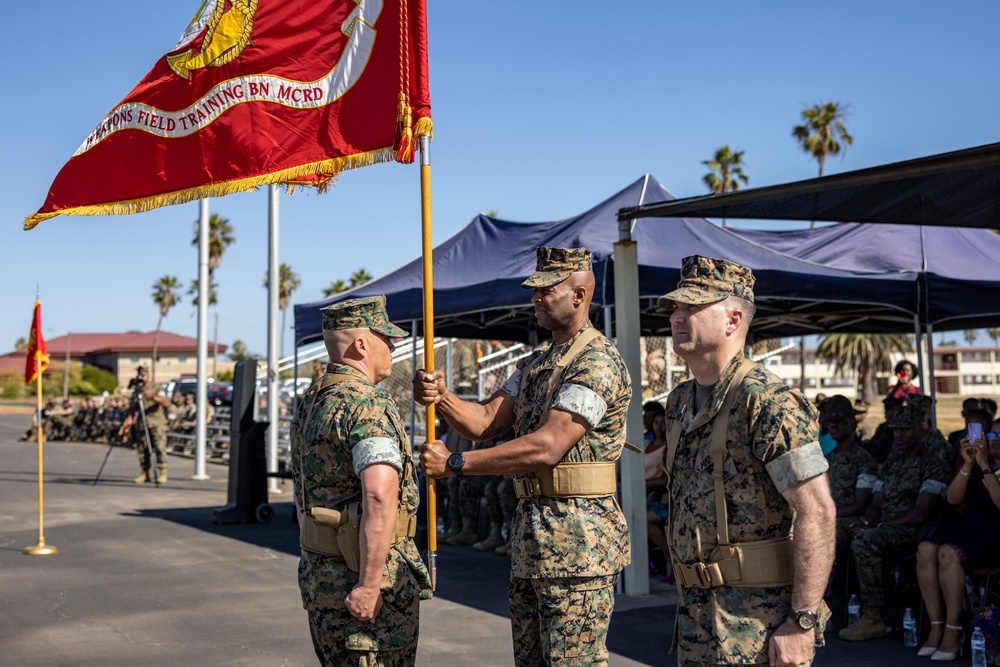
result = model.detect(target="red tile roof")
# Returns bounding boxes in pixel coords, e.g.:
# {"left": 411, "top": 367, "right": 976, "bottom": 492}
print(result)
{"left": 2, "top": 331, "right": 226, "bottom": 358}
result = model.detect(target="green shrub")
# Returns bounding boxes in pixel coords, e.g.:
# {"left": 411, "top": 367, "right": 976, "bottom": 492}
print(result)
{"left": 80, "top": 365, "right": 118, "bottom": 395}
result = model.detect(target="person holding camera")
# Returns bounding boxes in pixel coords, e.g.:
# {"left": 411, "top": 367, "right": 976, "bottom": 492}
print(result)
{"left": 914, "top": 419, "right": 1000, "bottom": 659}
{"left": 125, "top": 367, "right": 169, "bottom": 484}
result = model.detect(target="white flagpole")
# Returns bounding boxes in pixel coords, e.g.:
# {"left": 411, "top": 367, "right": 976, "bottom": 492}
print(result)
{"left": 194, "top": 198, "right": 210, "bottom": 480}
{"left": 267, "top": 185, "right": 280, "bottom": 493}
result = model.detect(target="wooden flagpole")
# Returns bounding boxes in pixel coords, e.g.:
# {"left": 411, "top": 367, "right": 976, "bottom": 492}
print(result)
{"left": 419, "top": 134, "right": 437, "bottom": 589}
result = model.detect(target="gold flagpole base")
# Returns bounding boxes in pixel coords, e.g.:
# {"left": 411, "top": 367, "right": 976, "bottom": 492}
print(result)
{"left": 23, "top": 541, "right": 58, "bottom": 556}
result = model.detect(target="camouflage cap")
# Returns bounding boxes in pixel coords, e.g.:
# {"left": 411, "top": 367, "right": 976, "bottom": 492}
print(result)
{"left": 825, "top": 394, "right": 863, "bottom": 419}
{"left": 657, "top": 255, "right": 755, "bottom": 308}
{"left": 320, "top": 295, "right": 408, "bottom": 340}
{"left": 889, "top": 402, "right": 929, "bottom": 429}
{"left": 908, "top": 393, "right": 932, "bottom": 411}
{"left": 521, "top": 247, "right": 593, "bottom": 288}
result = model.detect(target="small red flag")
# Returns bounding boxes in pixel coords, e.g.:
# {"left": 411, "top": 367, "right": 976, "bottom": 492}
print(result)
{"left": 26, "top": 0, "right": 431, "bottom": 230}
{"left": 25, "top": 302, "right": 50, "bottom": 386}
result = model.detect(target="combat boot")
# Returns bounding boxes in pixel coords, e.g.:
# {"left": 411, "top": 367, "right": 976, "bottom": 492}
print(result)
{"left": 157, "top": 467, "right": 168, "bottom": 484}
{"left": 133, "top": 469, "right": 150, "bottom": 484}
{"left": 446, "top": 518, "right": 478, "bottom": 546}
{"left": 473, "top": 522, "right": 505, "bottom": 552}
{"left": 495, "top": 539, "right": 512, "bottom": 556}
{"left": 838, "top": 608, "right": 886, "bottom": 641}
{"left": 441, "top": 519, "right": 462, "bottom": 540}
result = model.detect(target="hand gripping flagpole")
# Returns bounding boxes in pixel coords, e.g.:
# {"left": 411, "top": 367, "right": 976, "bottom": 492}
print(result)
{"left": 25, "top": 348, "right": 57, "bottom": 556}
{"left": 419, "top": 134, "right": 437, "bottom": 589}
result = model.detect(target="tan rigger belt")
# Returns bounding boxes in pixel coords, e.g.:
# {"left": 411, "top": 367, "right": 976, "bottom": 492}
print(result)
{"left": 299, "top": 505, "right": 417, "bottom": 556}
{"left": 513, "top": 461, "right": 617, "bottom": 499}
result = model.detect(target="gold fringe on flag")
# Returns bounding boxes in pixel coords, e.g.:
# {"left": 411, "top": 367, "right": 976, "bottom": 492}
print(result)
{"left": 23, "top": 147, "right": 396, "bottom": 230}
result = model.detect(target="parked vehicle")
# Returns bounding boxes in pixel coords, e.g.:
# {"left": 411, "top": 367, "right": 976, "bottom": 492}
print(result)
{"left": 208, "top": 383, "right": 233, "bottom": 406}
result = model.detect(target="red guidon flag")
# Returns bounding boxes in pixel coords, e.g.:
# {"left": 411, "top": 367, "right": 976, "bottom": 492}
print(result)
{"left": 25, "top": 0, "right": 431, "bottom": 230}
{"left": 25, "top": 302, "right": 50, "bottom": 385}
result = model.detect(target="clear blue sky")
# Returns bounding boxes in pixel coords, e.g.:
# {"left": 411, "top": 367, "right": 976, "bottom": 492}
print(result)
{"left": 2, "top": 1, "right": 998, "bottom": 359}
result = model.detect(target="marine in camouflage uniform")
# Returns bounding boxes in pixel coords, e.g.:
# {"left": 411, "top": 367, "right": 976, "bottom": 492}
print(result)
{"left": 862, "top": 396, "right": 903, "bottom": 463}
{"left": 291, "top": 296, "right": 431, "bottom": 667}
{"left": 415, "top": 247, "right": 631, "bottom": 667}
{"left": 130, "top": 369, "right": 168, "bottom": 483}
{"left": 823, "top": 395, "right": 880, "bottom": 562}
{"left": 838, "top": 402, "right": 953, "bottom": 642}
{"left": 660, "top": 255, "right": 836, "bottom": 666}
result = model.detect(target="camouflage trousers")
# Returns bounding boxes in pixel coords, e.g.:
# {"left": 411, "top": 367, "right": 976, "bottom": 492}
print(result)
{"left": 133, "top": 421, "right": 168, "bottom": 471}
{"left": 301, "top": 555, "right": 421, "bottom": 667}
{"left": 849, "top": 523, "right": 916, "bottom": 609}
{"left": 308, "top": 611, "right": 417, "bottom": 667}
{"left": 443, "top": 476, "right": 461, "bottom": 526}
{"left": 510, "top": 573, "right": 617, "bottom": 667}
{"left": 498, "top": 477, "right": 518, "bottom": 524}
{"left": 458, "top": 475, "right": 502, "bottom": 522}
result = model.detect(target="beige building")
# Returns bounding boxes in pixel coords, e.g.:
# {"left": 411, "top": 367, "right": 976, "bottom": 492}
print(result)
{"left": 0, "top": 331, "right": 230, "bottom": 389}
{"left": 761, "top": 343, "right": 998, "bottom": 400}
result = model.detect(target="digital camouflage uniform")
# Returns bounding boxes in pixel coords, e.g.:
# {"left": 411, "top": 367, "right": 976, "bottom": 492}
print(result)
{"left": 826, "top": 436, "right": 879, "bottom": 558}
{"left": 134, "top": 389, "right": 168, "bottom": 475}
{"left": 659, "top": 255, "right": 831, "bottom": 665}
{"left": 922, "top": 428, "right": 953, "bottom": 466}
{"left": 498, "top": 320, "right": 632, "bottom": 667}
{"left": 665, "top": 354, "right": 831, "bottom": 664}
{"left": 850, "top": 439, "right": 952, "bottom": 610}
{"left": 291, "top": 297, "right": 431, "bottom": 667}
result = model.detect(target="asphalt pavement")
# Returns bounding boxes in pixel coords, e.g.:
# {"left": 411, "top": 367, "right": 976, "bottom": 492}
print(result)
{"left": 0, "top": 414, "right": 947, "bottom": 666}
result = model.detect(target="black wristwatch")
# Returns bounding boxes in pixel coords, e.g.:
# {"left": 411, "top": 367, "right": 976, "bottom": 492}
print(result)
{"left": 446, "top": 452, "right": 465, "bottom": 477}
{"left": 789, "top": 609, "right": 818, "bottom": 631}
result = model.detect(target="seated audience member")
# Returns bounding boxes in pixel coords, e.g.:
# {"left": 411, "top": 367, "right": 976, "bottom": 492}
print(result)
{"left": 947, "top": 405, "right": 991, "bottom": 470}
{"left": 984, "top": 398, "right": 998, "bottom": 421}
{"left": 886, "top": 359, "right": 921, "bottom": 402}
{"left": 839, "top": 402, "right": 954, "bottom": 642}
{"left": 915, "top": 419, "right": 1000, "bottom": 660}
{"left": 643, "top": 406, "right": 672, "bottom": 581}
{"left": 948, "top": 398, "right": 983, "bottom": 451}
{"left": 909, "top": 394, "right": 954, "bottom": 466}
{"left": 825, "top": 395, "right": 879, "bottom": 558}
{"left": 642, "top": 400, "right": 662, "bottom": 444}
{"left": 863, "top": 396, "right": 903, "bottom": 464}
{"left": 854, "top": 399, "right": 875, "bottom": 441}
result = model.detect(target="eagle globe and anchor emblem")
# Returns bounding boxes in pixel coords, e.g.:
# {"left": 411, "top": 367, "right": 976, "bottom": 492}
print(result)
{"left": 166, "top": 0, "right": 259, "bottom": 80}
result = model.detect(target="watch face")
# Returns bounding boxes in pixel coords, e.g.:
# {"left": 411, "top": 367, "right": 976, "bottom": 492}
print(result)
{"left": 447, "top": 453, "right": 464, "bottom": 472}
{"left": 795, "top": 611, "right": 817, "bottom": 630}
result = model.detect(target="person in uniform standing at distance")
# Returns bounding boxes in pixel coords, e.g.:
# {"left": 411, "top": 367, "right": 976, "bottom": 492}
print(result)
{"left": 659, "top": 256, "right": 837, "bottom": 667}
{"left": 415, "top": 247, "right": 631, "bottom": 667}
{"left": 290, "top": 296, "right": 431, "bottom": 667}
{"left": 128, "top": 367, "right": 169, "bottom": 484}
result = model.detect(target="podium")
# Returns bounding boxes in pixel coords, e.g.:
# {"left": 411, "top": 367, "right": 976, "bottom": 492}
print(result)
{"left": 213, "top": 361, "right": 273, "bottom": 524}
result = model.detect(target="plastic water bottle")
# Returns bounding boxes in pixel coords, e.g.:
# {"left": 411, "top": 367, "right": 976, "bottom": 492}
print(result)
{"left": 902, "top": 608, "right": 917, "bottom": 647}
{"left": 847, "top": 594, "right": 861, "bottom": 626}
{"left": 972, "top": 625, "right": 987, "bottom": 667}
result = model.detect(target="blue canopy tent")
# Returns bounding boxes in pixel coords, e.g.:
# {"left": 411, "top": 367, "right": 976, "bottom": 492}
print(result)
{"left": 729, "top": 223, "right": 1000, "bottom": 332}
{"left": 294, "top": 176, "right": 919, "bottom": 346}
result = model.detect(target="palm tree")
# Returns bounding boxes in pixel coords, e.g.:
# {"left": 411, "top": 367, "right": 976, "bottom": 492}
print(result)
{"left": 816, "top": 333, "right": 911, "bottom": 405}
{"left": 702, "top": 146, "right": 750, "bottom": 227}
{"left": 793, "top": 101, "right": 853, "bottom": 231}
{"left": 14, "top": 337, "right": 26, "bottom": 350}
{"left": 793, "top": 101, "right": 854, "bottom": 179}
{"left": 350, "top": 268, "right": 373, "bottom": 287}
{"left": 964, "top": 329, "right": 979, "bottom": 346}
{"left": 150, "top": 275, "right": 182, "bottom": 384}
{"left": 192, "top": 213, "right": 235, "bottom": 278}
{"left": 264, "top": 263, "right": 301, "bottom": 357}
{"left": 227, "top": 340, "right": 258, "bottom": 362}
{"left": 323, "top": 279, "right": 350, "bottom": 297}
{"left": 188, "top": 278, "right": 218, "bottom": 306}
{"left": 987, "top": 328, "right": 1000, "bottom": 348}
